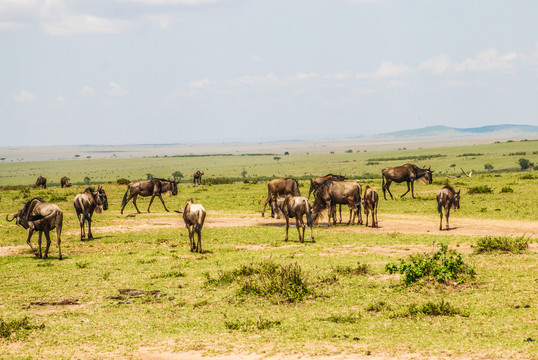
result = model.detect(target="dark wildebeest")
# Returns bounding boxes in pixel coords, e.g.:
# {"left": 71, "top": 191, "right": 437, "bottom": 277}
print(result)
{"left": 6, "top": 198, "right": 63, "bottom": 259}
{"left": 183, "top": 198, "right": 206, "bottom": 253}
{"left": 60, "top": 176, "right": 71, "bottom": 188}
{"left": 120, "top": 178, "right": 178, "bottom": 214}
{"left": 34, "top": 176, "right": 46, "bottom": 189}
{"left": 273, "top": 195, "right": 314, "bottom": 243}
{"left": 362, "top": 186, "right": 379, "bottom": 228}
{"left": 308, "top": 174, "right": 346, "bottom": 199}
{"left": 73, "top": 186, "right": 108, "bottom": 240}
{"left": 437, "top": 185, "right": 460, "bottom": 231}
{"left": 193, "top": 171, "right": 204, "bottom": 186}
{"left": 312, "top": 180, "right": 362, "bottom": 226}
{"left": 261, "top": 178, "right": 301, "bottom": 217}
{"left": 382, "top": 164, "right": 433, "bottom": 200}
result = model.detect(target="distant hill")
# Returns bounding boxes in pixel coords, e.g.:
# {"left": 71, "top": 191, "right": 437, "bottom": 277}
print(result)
{"left": 380, "top": 124, "right": 538, "bottom": 138}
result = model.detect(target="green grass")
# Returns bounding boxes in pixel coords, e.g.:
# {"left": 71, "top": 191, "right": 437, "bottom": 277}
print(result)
{"left": 474, "top": 236, "right": 529, "bottom": 254}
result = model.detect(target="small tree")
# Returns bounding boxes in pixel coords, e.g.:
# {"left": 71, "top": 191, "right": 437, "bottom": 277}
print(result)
{"left": 484, "top": 163, "right": 494, "bottom": 171}
{"left": 84, "top": 176, "right": 91, "bottom": 185}
{"left": 273, "top": 157, "right": 281, "bottom": 162}
{"left": 518, "top": 158, "right": 534, "bottom": 170}
{"left": 284, "top": 151, "right": 289, "bottom": 155}
{"left": 241, "top": 169, "right": 248, "bottom": 179}
{"left": 172, "top": 171, "right": 184, "bottom": 182}
{"left": 146, "top": 173, "right": 154, "bottom": 180}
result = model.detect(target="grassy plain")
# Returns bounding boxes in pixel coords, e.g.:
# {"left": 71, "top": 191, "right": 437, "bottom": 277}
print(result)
{"left": 0, "top": 140, "right": 537, "bottom": 359}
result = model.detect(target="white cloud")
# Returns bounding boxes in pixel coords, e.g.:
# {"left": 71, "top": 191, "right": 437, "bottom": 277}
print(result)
{"left": 78, "top": 85, "right": 95, "bottom": 96}
{"left": 42, "top": 14, "right": 134, "bottom": 35}
{"left": 230, "top": 73, "right": 280, "bottom": 86}
{"left": 252, "top": 55, "right": 265, "bottom": 63}
{"left": 420, "top": 49, "right": 519, "bottom": 74}
{"left": 189, "top": 77, "right": 214, "bottom": 88}
{"left": 107, "top": 82, "right": 129, "bottom": 96}
{"left": 119, "top": 0, "right": 220, "bottom": 5}
{"left": 55, "top": 96, "right": 66, "bottom": 102}
{"left": 13, "top": 90, "right": 36, "bottom": 103}
{"left": 325, "top": 71, "right": 354, "bottom": 80}
{"left": 285, "top": 73, "right": 319, "bottom": 84}
{"left": 0, "top": 21, "right": 26, "bottom": 30}
{"left": 356, "top": 61, "right": 414, "bottom": 79}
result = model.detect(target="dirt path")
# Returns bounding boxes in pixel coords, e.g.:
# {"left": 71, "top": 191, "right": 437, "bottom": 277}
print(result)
{"left": 65, "top": 212, "right": 537, "bottom": 239}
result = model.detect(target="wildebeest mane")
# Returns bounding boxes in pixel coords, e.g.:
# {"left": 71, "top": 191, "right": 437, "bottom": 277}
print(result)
{"left": 151, "top": 178, "right": 173, "bottom": 183}
{"left": 84, "top": 187, "right": 95, "bottom": 193}
{"left": 442, "top": 185, "right": 456, "bottom": 194}
{"left": 22, "top": 197, "right": 45, "bottom": 215}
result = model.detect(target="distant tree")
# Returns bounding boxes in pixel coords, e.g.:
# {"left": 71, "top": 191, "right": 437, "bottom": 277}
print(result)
{"left": 241, "top": 169, "right": 248, "bottom": 179}
{"left": 518, "top": 158, "right": 534, "bottom": 170}
{"left": 172, "top": 171, "right": 184, "bottom": 182}
{"left": 450, "top": 164, "right": 456, "bottom": 168}
{"left": 84, "top": 176, "right": 91, "bottom": 185}
{"left": 484, "top": 163, "right": 494, "bottom": 171}
{"left": 146, "top": 173, "right": 154, "bottom": 180}
{"left": 345, "top": 149, "right": 353, "bottom": 153}
{"left": 74, "top": 155, "right": 80, "bottom": 159}
{"left": 273, "top": 157, "right": 281, "bottom": 162}
{"left": 0, "top": 158, "right": 5, "bottom": 162}
{"left": 284, "top": 151, "right": 289, "bottom": 155}
{"left": 86, "top": 156, "right": 91, "bottom": 159}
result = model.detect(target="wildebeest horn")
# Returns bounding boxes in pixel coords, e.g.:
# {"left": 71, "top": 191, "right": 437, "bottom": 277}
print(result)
{"left": 6, "top": 213, "right": 16, "bottom": 222}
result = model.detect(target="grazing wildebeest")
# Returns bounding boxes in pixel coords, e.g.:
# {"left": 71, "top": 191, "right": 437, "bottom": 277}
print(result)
{"left": 120, "top": 178, "right": 178, "bottom": 214}
{"left": 437, "top": 185, "right": 460, "bottom": 231}
{"left": 73, "top": 186, "right": 108, "bottom": 240}
{"left": 183, "top": 198, "right": 206, "bottom": 253}
{"left": 382, "top": 164, "right": 433, "bottom": 200}
{"left": 262, "top": 178, "right": 301, "bottom": 217}
{"left": 193, "top": 171, "right": 204, "bottom": 186}
{"left": 60, "top": 176, "right": 71, "bottom": 188}
{"left": 362, "top": 186, "right": 379, "bottom": 227}
{"left": 6, "top": 198, "right": 63, "bottom": 259}
{"left": 308, "top": 174, "right": 346, "bottom": 199}
{"left": 312, "top": 180, "right": 362, "bottom": 226}
{"left": 273, "top": 195, "right": 314, "bottom": 243}
{"left": 34, "top": 176, "right": 46, "bottom": 189}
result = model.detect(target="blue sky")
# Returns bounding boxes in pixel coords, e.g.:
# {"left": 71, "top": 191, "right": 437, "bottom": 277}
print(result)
{"left": 1, "top": 0, "right": 537, "bottom": 146}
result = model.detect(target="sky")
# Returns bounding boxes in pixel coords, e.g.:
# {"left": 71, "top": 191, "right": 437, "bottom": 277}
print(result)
{"left": 1, "top": 0, "right": 538, "bottom": 146}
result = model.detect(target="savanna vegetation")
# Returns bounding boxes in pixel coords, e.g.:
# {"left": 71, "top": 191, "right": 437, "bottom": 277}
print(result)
{"left": 0, "top": 139, "right": 536, "bottom": 359}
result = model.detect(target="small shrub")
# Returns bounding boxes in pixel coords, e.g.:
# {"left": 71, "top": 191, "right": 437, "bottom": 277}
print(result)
{"left": 520, "top": 173, "right": 537, "bottom": 180}
{"left": 333, "top": 262, "right": 369, "bottom": 276}
{"left": 366, "top": 301, "right": 391, "bottom": 312}
{"left": 0, "top": 316, "right": 44, "bottom": 339}
{"left": 500, "top": 186, "right": 513, "bottom": 193}
{"left": 467, "top": 185, "right": 493, "bottom": 194}
{"left": 385, "top": 244, "right": 475, "bottom": 285}
{"left": 397, "top": 299, "right": 467, "bottom": 317}
{"left": 202, "top": 177, "right": 233, "bottom": 185}
{"left": 225, "top": 317, "right": 281, "bottom": 331}
{"left": 117, "top": 178, "right": 130, "bottom": 185}
{"left": 484, "top": 163, "right": 494, "bottom": 170}
{"left": 321, "top": 313, "right": 360, "bottom": 324}
{"left": 518, "top": 158, "right": 534, "bottom": 170}
{"left": 151, "top": 270, "right": 186, "bottom": 279}
{"left": 474, "top": 236, "right": 529, "bottom": 254}
{"left": 48, "top": 194, "right": 67, "bottom": 202}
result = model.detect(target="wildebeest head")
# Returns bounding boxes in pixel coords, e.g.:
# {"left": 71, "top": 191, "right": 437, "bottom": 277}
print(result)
{"left": 170, "top": 180, "right": 178, "bottom": 195}
{"left": 97, "top": 186, "right": 108, "bottom": 211}
{"left": 418, "top": 166, "right": 434, "bottom": 184}
{"left": 453, "top": 190, "right": 461, "bottom": 210}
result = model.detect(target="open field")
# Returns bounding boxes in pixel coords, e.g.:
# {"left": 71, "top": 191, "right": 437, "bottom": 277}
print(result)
{"left": 0, "top": 141, "right": 537, "bottom": 359}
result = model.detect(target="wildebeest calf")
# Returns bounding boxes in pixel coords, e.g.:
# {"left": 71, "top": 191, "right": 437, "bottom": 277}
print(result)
{"left": 436, "top": 185, "right": 460, "bottom": 230}
{"left": 183, "top": 198, "right": 206, "bottom": 253}
{"left": 274, "top": 195, "right": 314, "bottom": 243}
{"left": 363, "top": 186, "right": 379, "bottom": 227}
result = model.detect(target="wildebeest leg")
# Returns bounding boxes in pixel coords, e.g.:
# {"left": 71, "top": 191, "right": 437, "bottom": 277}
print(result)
{"left": 439, "top": 207, "right": 443, "bottom": 230}
{"left": 147, "top": 193, "right": 157, "bottom": 213}
{"left": 37, "top": 230, "right": 43, "bottom": 259}
{"left": 357, "top": 201, "right": 363, "bottom": 225}
{"left": 309, "top": 220, "right": 315, "bottom": 242}
{"left": 384, "top": 180, "right": 394, "bottom": 200}
{"left": 25, "top": 228, "right": 38, "bottom": 257}
{"left": 43, "top": 230, "right": 52, "bottom": 259}
{"left": 186, "top": 226, "right": 194, "bottom": 252}
{"left": 401, "top": 181, "right": 411, "bottom": 198}
{"left": 56, "top": 224, "right": 62, "bottom": 260}
{"left": 120, "top": 193, "right": 135, "bottom": 214}
{"left": 365, "top": 206, "right": 369, "bottom": 227}
{"left": 374, "top": 206, "right": 378, "bottom": 227}
{"left": 445, "top": 207, "right": 450, "bottom": 230}
{"left": 76, "top": 211, "right": 85, "bottom": 240}
{"left": 156, "top": 194, "right": 170, "bottom": 212}
{"left": 339, "top": 205, "right": 342, "bottom": 224}
{"left": 262, "top": 193, "right": 272, "bottom": 217}
{"left": 285, "top": 217, "right": 290, "bottom": 241}
{"left": 411, "top": 181, "right": 416, "bottom": 199}
{"left": 197, "top": 231, "right": 202, "bottom": 253}
{"left": 132, "top": 194, "right": 141, "bottom": 214}
{"left": 87, "top": 212, "right": 93, "bottom": 239}
{"left": 296, "top": 217, "right": 303, "bottom": 243}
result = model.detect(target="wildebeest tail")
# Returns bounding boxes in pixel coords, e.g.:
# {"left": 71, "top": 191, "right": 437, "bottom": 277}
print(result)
{"left": 381, "top": 171, "right": 386, "bottom": 197}
{"left": 121, "top": 186, "right": 130, "bottom": 207}
{"left": 195, "top": 211, "right": 205, "bottom": 234}
{"left": 293, "top": 178, "right": 301, "bottom": 196}
{"left": 305, "top": 201, "right": 313, "bottom": 227}
{"left": 437, "top": 200, "right": 443, "bottom": 214}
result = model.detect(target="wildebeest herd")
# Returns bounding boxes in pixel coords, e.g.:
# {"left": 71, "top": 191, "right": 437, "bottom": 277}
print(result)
{"left": 6, "top": 164, "right": 461, "bottom": 259}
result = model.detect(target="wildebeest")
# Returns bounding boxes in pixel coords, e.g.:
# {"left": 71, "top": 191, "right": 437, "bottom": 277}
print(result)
{"left": 34, "top": 176, "right": 46, "bottom": 189}
{"left": 382, "top": 164, "right": 433, "bottom": 200}
{"left": 273, "top": 195, "right": 314, "bottom": 243}
{"left": 73, "top": 186, "right": 108, "bottom": 240}
{"left": 193, "top": 171, "right": 204, "bottom": 186}
{"left": 262, "top": 178, "right": 301, "bottom": 217}
{"left": 437, "top": 185, "right": 460, "bottom": 231}
{"left": 6, "top": 198, "right": 63, "bottom": 259}
{"left": 60, "top": 176, "right": 71, "bottom": 188}
{"left": 308, "top": 174, "right": 345, "bottom": 199}
{"left": 183, "top": 198, "right": 206, "bottom": 253}
{"left": 312, "top": 180, "right": 362, "bottom": 226}
{"left": 120, "top": 178, "right": 178, "bottom": 214}
{"left": 362, "top": 186, "right": 379, "bottom": 227}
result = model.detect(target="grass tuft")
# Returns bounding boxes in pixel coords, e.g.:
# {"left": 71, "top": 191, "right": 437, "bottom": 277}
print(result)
{"left": 474, "top": 236, "right": 529, "bottom": 254}
{"left": 468, "top": 185, "right": 493, "bottom": 194}
{"left": 0, "top": 316, "right": 45, "bottom": 340}
{"left": 395, "top": 299, "right": 468, "bottom": 317}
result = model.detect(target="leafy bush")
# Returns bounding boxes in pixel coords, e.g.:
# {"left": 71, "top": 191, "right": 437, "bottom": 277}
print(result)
{"left": 202, "top": 177, "right": 233, "bottom": 185}
{"left": 458, "top": 153, "right": 483, "bottom": 157}
{"left": 500, "top": 186, "right": 513, "bottom": 193}
{"left": 225, "top": 317, "right": 281, "bottom": 331}
{"left": 518, "top": 158, "right": 534, "bottom": 170}
{"left": 385, "top": 244, "right": 475, "bottom": 285}
{"left": 365, "top": 301, "right": 391, "bottom": 312}
{"left": 467, "top": 185, "right": 493, "bottom": 194}
{"left": 520, "top": 173, "right": 537, "bottom": 180}
{"left": 117, "top": 178, "right": 130, "bottom": 185}
{"left": 474, "top": 236, "right": 529, "bottom": 254}
{"left": 320, "top": 313, "right": 361, "bottom": 324}
{"left": 484, "top": 163, "right": 494, "bottom": 170}
{"left": 0, "top": 316, "right": 44, "bottom": 339}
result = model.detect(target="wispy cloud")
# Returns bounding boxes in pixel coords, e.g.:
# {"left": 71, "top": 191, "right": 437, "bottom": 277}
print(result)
{"left": 419, "top": 49, "right": 519, "bottom": 74}
{"left": 13, "top": 89, "right": 36, "bottom": 103}
{"left": 357, "top": 61, "right": 414, "bottom": 79}
{"left": 107, "top": 82, "right": 129, "bottom": 96}
{"left": 78, "top": 85, "right": 95, "bottom": 96}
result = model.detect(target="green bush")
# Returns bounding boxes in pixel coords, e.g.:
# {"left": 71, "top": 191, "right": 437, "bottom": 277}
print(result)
{"left": 385, "top": 244, "right": 475, "bottom": 285}
{"left": 202, "top": 177, "right": 234, "bottom": 185}
{"left": 116, "top": 178, "right": 130, "bottom": 185}
{"left": 474, "top": 236, "right": 528, "bottom": 254}
{"left": 500, "top": 186, "right": 513, "bottom": 193}
{"left": 467, "top": 185, "right": 493, "bottom": 194}
{"left": 0, "top": 316, "right": 44, "bottom": 340}
{"left": 484, "top": 163, "right": 494, "bottom": 170}
{"left": 333, "top": 262, "right": 369, "bottom": 276}
{"left": 225, "top": 317, "right": 281, "bottom": 331}
{"left": 397, "top": 299, "right": 467, "bottom": 317}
